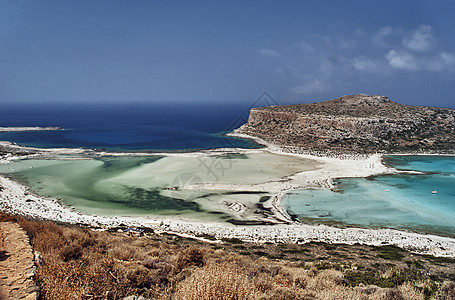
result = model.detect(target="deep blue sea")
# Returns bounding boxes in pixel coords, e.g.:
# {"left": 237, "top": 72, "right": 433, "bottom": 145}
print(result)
{"left": 282, "top": 155, "right": 455, "bottom": 236}
{"left": 0, "top": 103, "right": 259, "bottom": 151}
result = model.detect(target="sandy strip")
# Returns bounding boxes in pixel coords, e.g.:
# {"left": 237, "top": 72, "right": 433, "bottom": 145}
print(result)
{"left": 1, "top": 174, "right": 454, "bottom": 257}
{"left": 1, "top": 146, "right": 455, "bottom": 257}
{"left": 0, "top": 126, "right": 62, "bottom": 132}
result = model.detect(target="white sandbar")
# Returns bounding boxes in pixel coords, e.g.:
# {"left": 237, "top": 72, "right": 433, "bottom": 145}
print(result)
{"left": 1, "top": 139, "right": 455, "bottom": 257}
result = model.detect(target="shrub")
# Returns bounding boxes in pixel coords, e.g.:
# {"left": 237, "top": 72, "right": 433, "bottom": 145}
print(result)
{"left": 125, "top": 265, "right": 153, "bottom": 288}
{"left": 174, "top": 263, "right": 259, "bottom": 300}
{"left": 440, "top": 281, "right": 455, "bottom": 299}
{"left": 258, "top": 286, "right": 308, "bottom": 300}
{"left": 109, "top": 244, "right": 142, "bottom": 261}
{"left": 61, "top": 244, "right": 83, "bottom": 261}
{"left": 176, "top": 246, "right": 204, "bottom": 270}
{"left": 375, "top": 245, "right": 405, "bottom": 261}
{"left": 398, "top": 282, "right": 424, "bottom": 300}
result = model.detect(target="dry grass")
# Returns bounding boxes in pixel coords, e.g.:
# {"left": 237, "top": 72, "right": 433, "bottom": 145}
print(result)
{"left": 174, "top": 263, "right": 260, "bottom": 300}
{"left": 0, "top": 212, "right": 454, "bottom": 299}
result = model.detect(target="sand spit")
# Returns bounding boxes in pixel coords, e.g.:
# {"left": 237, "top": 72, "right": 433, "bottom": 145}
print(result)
{"left": 1, "top": 140, "right": 455, "bottom": 257}
{"left": 0, "top": 126, "right": 62, "bottom": 132}
{"left": 1, "top": 174, "right": 455, "bottom": 257}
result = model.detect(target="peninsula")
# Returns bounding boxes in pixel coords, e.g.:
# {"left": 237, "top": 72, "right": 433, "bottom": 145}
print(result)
{"left": 233, "top": 94, "right": 455, "bottom": 154}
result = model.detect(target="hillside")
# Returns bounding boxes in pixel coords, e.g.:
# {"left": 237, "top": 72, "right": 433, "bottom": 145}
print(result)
{"left": 234, "top": 94, "right": 455, "bottom": 154}
{"left": 1, "top": 212, "right": 455, "bottom": 299}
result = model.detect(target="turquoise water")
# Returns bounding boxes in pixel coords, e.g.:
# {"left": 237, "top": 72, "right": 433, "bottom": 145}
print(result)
{"left": 282, "top": 156, "right": 455, "bottom": 236}
{"left": 0, "top": 152, "right": 306, "bottom": 220}
{"left": 0, "top": 156, "right": 205, "bottom": 216}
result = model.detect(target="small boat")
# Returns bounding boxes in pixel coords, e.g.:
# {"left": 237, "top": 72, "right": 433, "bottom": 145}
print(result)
{"left": 384, "top": 189, "right": 390, "bottom": 192}
{"left": 305, "top": 203, "right": 310, "bottom": 206}
{"left": 431, "top": 190, "right": 438, "bottom": 194}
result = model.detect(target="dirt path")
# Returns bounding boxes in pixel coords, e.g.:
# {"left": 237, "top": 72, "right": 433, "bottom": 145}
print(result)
{"left": 0, "top": 222, "right": 39, "bottom": 299}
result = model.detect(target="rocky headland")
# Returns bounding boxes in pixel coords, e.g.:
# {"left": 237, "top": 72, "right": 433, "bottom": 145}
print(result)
{"left": 233, "top": 94, "right": 455, "bottom": 154}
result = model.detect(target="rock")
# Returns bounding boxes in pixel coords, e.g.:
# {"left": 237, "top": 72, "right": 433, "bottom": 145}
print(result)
{"left": 34, "top": 251, "right": 44, "bottom": 267}
{"left": 123, "top": 296, "right": 149, "bottom": 300}
{"left": 234, "top": 94, "right": 455, "bottom": 154}
{"left": 26, "top": 265, "right": 37, "bottom": 277}
{"left": 24, "top": 292, "right": 39, "bottom": 300}
{"left": 26, "top": 285, "right": 40, "bottom": 293}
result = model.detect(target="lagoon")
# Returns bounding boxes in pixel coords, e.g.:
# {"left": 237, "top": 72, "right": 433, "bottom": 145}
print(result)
{"left": 0, "top": 152, "right": 318, "bottom": 222}
{"left": 282, "top": 156, "right": 455, "bottom": 236}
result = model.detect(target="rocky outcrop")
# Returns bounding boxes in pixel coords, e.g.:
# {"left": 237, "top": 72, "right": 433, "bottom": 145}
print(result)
{"left": 234, "top": 94, "right": 455, "bottom": 154}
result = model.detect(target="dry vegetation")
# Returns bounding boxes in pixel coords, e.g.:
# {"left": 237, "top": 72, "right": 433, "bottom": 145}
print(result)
{"left": 1, "top": 212, "right": 454, "bottom": 299}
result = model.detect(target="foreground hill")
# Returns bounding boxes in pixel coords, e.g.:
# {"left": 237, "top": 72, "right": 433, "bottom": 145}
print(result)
{"left": 234, "top": 94, "right": 455, "bottom": 154}
{"left": 1, "top": 212, "right": 455, "bottom": 299}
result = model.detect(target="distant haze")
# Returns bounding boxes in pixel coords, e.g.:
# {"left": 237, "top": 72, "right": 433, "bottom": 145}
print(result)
{"left": 0, "top": 1, "right": 454, "bottom": 108}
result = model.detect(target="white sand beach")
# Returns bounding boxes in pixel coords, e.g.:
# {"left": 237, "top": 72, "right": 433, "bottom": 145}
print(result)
{"left": 1, "top": 132, "right": 455, "bottom": 257}
{"left": 0, "top": 126, "right": 62, "bottom": 132}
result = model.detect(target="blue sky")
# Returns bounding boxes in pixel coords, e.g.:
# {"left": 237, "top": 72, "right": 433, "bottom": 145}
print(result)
{"left": 1, "top": 0, "right": 454, "bottom": 107}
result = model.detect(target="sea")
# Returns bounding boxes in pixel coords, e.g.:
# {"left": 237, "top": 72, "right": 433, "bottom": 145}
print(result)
{"left": 0, "top": 102, "right": 260, "bottom": 151}
{"left": 1, "top": 103, "right": 454, "bottom": 236}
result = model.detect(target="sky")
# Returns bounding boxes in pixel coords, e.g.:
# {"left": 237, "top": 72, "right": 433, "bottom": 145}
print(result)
{"left": 1, "top": 0, "right": 455, "bottom": 108}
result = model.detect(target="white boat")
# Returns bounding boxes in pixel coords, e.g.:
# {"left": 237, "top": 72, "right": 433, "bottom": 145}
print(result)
{"left": 431, "top": 190, "right": 438, "bottom": 194}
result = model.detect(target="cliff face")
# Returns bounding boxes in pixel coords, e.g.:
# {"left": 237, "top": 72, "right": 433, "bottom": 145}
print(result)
{"left": 234, "top": 94, "right": 455, "bottom": 154}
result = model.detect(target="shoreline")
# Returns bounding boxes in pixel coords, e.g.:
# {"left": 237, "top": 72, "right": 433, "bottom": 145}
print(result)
{"left": 0, "top": 126, "right": 62, "bottom": 132}
{"left": 1, "top": 137, "right": 455, "bottom": 257}
{"left": 2, "top": 172, "right": 455, "bottom": 257}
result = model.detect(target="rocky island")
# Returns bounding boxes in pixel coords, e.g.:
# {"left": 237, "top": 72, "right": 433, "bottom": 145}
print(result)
{"left": 233, "top": 94, "right": 455, "bottom": 154}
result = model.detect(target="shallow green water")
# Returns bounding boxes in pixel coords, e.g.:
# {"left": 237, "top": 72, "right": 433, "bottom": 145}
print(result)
{"left": 0, "top": 156, "right": 205, "bottom": 216}
{"left": 1, "top": 153, "right": 309, "bottom": 220}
